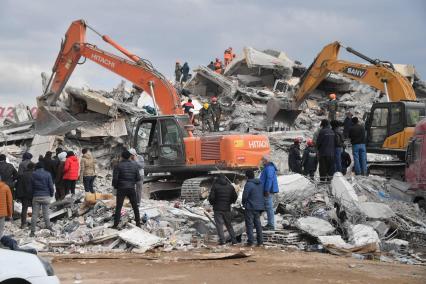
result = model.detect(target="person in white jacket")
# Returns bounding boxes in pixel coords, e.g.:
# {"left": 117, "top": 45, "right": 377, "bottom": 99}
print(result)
{"left": 129, "top": 148, "right": 145, "bottom": 204}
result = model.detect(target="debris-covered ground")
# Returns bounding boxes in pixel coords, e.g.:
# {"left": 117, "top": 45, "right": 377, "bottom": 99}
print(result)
{"left": 0, "top": 46, "right": 425, "bottom": 270}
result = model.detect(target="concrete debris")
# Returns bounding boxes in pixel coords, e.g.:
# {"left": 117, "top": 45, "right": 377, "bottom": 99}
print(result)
{"left": 295, "top": 217, "right": 335, "bottom": 237}
{"left": 348, "top": 224, "right": 380, "bottom": 249}
{"left": 118, "top": 225, "right": 163, "bottom": 253}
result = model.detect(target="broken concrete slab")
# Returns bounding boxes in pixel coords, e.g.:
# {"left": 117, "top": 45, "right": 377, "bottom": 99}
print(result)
{"left": 67, "top": 87, "right": 118, "bottom": 117}
{"left": 118, "top": 226, "right": 163, "bottom": 253}
{"left": 358, "top": 202, "right": 395, "bottom": 220}
{"left": 78, "top": 117, "right": 127, "bottom": 138}
{"left": 331, "top": 173, "right": 360, "bottom": 215}
{"left": 28, "top": 134, "right": 58, "bottom": 162}
{"left": 348, "top": 224, "right": 380, "bottom": 249}
{"left": 295, "top": 217, "right": 335, "bottom": 237}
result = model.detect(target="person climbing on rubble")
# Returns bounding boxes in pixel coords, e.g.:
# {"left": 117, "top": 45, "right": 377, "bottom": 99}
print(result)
{"left": 129, "top": 148, "right": 145, "bottom": 205}
{"left": 343, "top": 111, "right": 353, "bottom": 139}
{"left": 63, "top": 151, "right": 80, "bottom": 196}
{"left": 15, "top": 162, "right": 34, "bottom": 229}
{"left": 199, "top": 103, "right": 214, "bottom": 132}
{"left": 0, "top": 176, "right": 13, "bottom": 239}
{"left": 302, "top": 139, "right": 318, "bottom": 179}
{"left": 175, "top": 61, "right": 182, "bottom": 83}
{"left": 259, "top": 154, "right": 279, "bottom": 230}
{"left": 214, "top": 58, "right": 223, "bottom": 74}
{"left": 55, "top": 151, "right": 67, "bottom": 200}
{"left": 207, "top": 61, "right": 215, "bottom": 70}
{"left": 182, "top": 98, "right": 194, "bottom": 115}
{"left": 242, "top": 170, "right": 264, "bottom": 246}
{"left": 349, "top": 117, "right": 367, "bottom": 176}
{"left": 288, "top": 138, "right": 302, "bottom": 174}
{"left": 341, "top": 145, "right": 352, "bottom": 175}
{"left": 30, "top": 162, "right": 54, "bottom": 237}
{"left": 331, "top": 120, "right": 344, "bottom": 173}
{"left": 316, "top": 119, "right": 335, "bottom": 182}
{"left": 80, "top": 148, "right": 96, "bottom": 194}
{"left": 112, "top": 150, "right": 141, "bottom": 228}
{"left": 327, "top": 93, "right": 338, "bottom": 121}
{"left": 181, "top": 62, "right": 190, "bottom": 83}
{"left": 210, "top": 96, "right": 222, "bottom": 132}
{"left": 208, "top": 174, "right": 238, "bottom": 245}
{"left": 17, "top": 152, "right": 33, "bottom": 176}
{"left": 0, "top": 154, "right": 18, "bottom": 195}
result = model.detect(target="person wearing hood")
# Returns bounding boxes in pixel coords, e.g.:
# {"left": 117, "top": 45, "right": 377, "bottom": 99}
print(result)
{"left": 259, "top": 154, "right": 279, "bottom": 230}
{"left": 208, "top": 174, "right": 238, "bottom": 245}
{"left": 63, "top": 151, "right": 80, "bottom": 195}
{"left": 242, "top": 170, "right": 264, "bottom": 246}
{"left": 80, "top": 148, "right": 96, "bottom": 193}
{"left": 0, "top": 154, "right": 18, "bottom": 191}
{"left": 288, "top": 138, "right": 302, "bottom": 174}
{"left": 55, "top": 151, "right": 67, "bottom": 200}
{"left": 18, "top": 152, "right": 33, "bottom": 176}
{"left": 15, "top": 162, "right": 34, "bottom": 228}
{"left": 129, "top": 148, "right": 145, "bottom": 205}
{"left": 181, "top": 62, "right": 190, "bottom": 83}
{"left": 302, "top": 139, "right": 318, "bottom": 179}
{"left": 317, "top": 119, "right": 335, "bottom": 182}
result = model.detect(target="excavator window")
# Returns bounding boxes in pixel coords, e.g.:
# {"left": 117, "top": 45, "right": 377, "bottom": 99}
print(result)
{"left": 370, "top": 107, "right": 389, "bottom": 144}
{"left": 406, "top": 108, "right": 424, "bottom": 127}
{"left": 389, "top": 104, "right": 404, "bottom": 136}
{"left": 158, "top": 118, "right": 185, "bottom": 166}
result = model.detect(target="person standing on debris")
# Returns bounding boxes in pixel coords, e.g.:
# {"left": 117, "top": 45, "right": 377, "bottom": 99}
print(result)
{"left": 259, "top": 154, "right": 279, "bottom": 230}
{"left": 18, "top": 152, "right": 33, "bottom": 176}
{"left": 43, "top": 151, "right": 57, "bottom": 180}
{"left": 316, "top": 119, "right": 335, "bottom": 182}
{"left": 129, "top": 148, "right": 144, "bottom": 205}
{"left": 331, "top": 120, "right": 344, "bottom": 173}
{"left": 207, "top": 61, "right": 215, "bottom": 70}
{"left": 341, "top": 145, "right": 352, "bottom": 175}
{"left": 181, "top": 62, "right": 190, "bottom": 83}
{"left": 208, "top": 174, "right": 238, "bottom": 245}
{"left": 175, "top": 61, "right": 182, "bottom": 83}
{"left": 242, "top": 170, "right": 264, "bottom": 246}
{"left": 0, "top": 154, "right": 18, "bottom": 194}
{"left": 224, "top": 48, "right": 232, "bottom": 66}
{"left": 55, "top": 152, "right": 67, "bottom": 200}
{"left": 80, "top": 149, "right": 96, "bottom": 194}
{"left": 182, "top": 98, "right": 194, "bottom": 115}
{"left": 214, "top": 58, "right": 223, "bottom": 74}
{"left": 30, "top": 162, "right": 54, "bottom": 237}
{"left": 15, "top": 162, "right": 34, "bottom": 229}
{"left": 327, "top": 93, "right": 338, "bottom": 121}
{"left": 349, "top": 117, "right": 367, "bottom": 176}
{"left": 302, "top": 139, "right": 318, "bottom": 179}
{"left": 210, "top": 97, "right": 222, "bottom": 132}
{"left": 343, "top": 111, "right": 353, "bottom": 139}
{"left": 63, "top": 151, "right": 80, "bottom": 196}
{"left": 199, "top": 103, "right": 214, "bottom": 132}
{"left": 288, "top": 138, "right": 302, "bottom": 174}
{"left": 112, "top": 150, "right": 141, "bottom": 228}
{"left": 0, "top": 177, "right": 13, "bottom": 238}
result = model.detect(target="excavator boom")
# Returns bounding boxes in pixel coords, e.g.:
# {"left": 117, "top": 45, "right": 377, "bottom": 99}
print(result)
{"left": 37, "top": 19, "right": 182, "bottom": 135}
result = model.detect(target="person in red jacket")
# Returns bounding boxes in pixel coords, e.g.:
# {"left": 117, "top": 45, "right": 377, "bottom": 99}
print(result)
{"left": 63, "top": 151, "right": 80, "bottom": 195}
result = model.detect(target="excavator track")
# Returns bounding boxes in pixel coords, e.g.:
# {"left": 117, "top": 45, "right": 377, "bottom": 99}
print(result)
{"left": 180, "top": 176, "right": 214, "bottom": 203}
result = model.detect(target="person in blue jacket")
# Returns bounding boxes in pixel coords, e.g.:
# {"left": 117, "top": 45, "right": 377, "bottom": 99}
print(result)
{"left": 259, "top": 154, "right": 279, "bottom": 230}
{"left": 242, "top": 170, "right": 265, "bottom": 246}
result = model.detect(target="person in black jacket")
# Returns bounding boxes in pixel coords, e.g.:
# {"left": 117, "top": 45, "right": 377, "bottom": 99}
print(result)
{"left": 15, "top": 162, "right": 34, "bottom": 228}
{"left": 208, "top": 174, "right": 238, "bottom": 245}
{"left": 331, "top": 120, "right": 344, "bottom": 173}
{"left": 341, "top": 146, "right": 352, "bottom": 175}
{"left": 288, "top": 138, "right": 302, "bottom": 174}
{"left": 43, "top": 151, "right": 57, "bottom": 180}
{"left": 242, "top": 170, "right": 264, "bottom": 246}
{"left": 349, "top": 117, "right": 367, "bottom": 175}
{"left": 302, "top": 139, "right": 318, "bottom": 179}
{"left": 112, "top": 150, "right": 141, "bottom": 228}
{"left": 343, "top": 111, "right": 353, "bottom": 139}
{"left": 0, "top": 154, "right": 18, "bottom": 191}
{"left": 316, "top": 119, "right": 335, "bottom": 182}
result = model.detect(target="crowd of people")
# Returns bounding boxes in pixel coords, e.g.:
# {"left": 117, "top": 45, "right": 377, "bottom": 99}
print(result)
{"left": 182, "top": 96, "right": 223, "bottom": 132}
{"left": 288, "top": 93, "right": 368, "bottom": 181}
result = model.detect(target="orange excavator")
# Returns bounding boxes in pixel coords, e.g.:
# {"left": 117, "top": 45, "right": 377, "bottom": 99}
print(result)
{"left": 38, "top": 20, "right": 270, "bottom": 200}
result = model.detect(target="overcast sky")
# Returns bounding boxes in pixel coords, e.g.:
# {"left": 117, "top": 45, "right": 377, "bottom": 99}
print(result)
{"left": 0, "top": 0, "right": 425, "bottom": 105}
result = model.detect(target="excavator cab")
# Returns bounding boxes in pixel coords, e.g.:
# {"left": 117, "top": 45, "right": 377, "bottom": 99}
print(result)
{"left": 133, "top": 115, "right": 189, "bottom": 172}
{"left": 366, "top": 101, "right": 426, "bottom": 158}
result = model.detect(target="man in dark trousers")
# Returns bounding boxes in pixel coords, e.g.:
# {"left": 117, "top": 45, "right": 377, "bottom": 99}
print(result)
{"left": 15, "top": 162, "right": 34, "bottom": 228}
{"left": 242, "top": 170, "right": 264, "bottom": 246}
{"left": 316, "top": 119, "right": 335, "bottom": 182}
{"left": 0, "top": 154, "right": 18, "bottom": 193}
{"left": 210, "top": 97, "right": 222, "bottom": 131}
{"left": 208, "top": 174, "right": 238, "bottom": 245}
{"left": 341, "top": 146, "right": 352, "bottom": 175}
{"left": 302, "top": 139, "right": 318, "bottom": 179}
{"left": 349, "top": 117, "right": 367, "bottom": 175}
{"left": 112, "top": 150, "right": 141, "bottom": 228}
{"left": 181, "top": 62, "right": 190, "bottom": 83}
{"left": 331, "top": 120, "right": 344, "bottom": 173}
{"left": 288, "top": 138, "right": 302, "bottom": 174}
{"left": 343, "top": 111, "right": 353, "bottom": 139}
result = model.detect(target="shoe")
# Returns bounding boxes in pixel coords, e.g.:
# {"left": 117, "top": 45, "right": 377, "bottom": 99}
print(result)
{"left": 262, "top": 225, "right": 274, "bottom": 231}
{"left": 30, "top": 232, "right": 35, "bottom": 237}
{"left": 245, "top": 243, "right": 254, "bottom": 247}
{"left": 218, "top": 241, "right": 225, "bottom": 246}
{"left": 136, "top": 223, "right": 142, "bottom": 228}
{"left": 256, "top": 243, "right": 264, "bottom": 247}
{"left": 111, "top": 224, "right": 118, "bottom": 229}
{"left": 231, "top": 241, "right": 238, "bottom": 246}
{"left": 20, "top": 224, "right": 25, "bottom": 229}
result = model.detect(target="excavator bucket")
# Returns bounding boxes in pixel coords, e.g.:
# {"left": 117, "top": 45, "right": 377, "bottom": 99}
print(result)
{"left": 266, "top": 98, "right": 302, "bottom": 125}
{"left": 35, "top": 106, "right": 86, "bottom": 136}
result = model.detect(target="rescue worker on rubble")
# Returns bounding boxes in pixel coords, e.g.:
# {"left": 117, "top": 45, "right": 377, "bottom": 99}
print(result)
{"left": 207, "top": 61, "right": 215, "bottom": 70}
{"left": 112, "top": 150, "right": 141, "bottom": 228}
{"left": 316, "top": 119, "right": 335, "bottom": 182}
{"left": 175, "top": 61, "right": 182, "bottom": 83}
{"left": 210, "top": 96, "right": 222, "bottom": 132}
{"left": 327, "top": 93, "right": 338, "bottom": 121}
{"left": 302, "top": 139, "right": 318, "bottom": 179}
{"left": 208, "top": 174, "right": 238, "bottom": 245}
{"left": 224, "top": 47, "right": 235, "bottom": 66}
{"left": 288, "top": 138, "right": 302, "bottom": 174}
{"left": 182, "top": 98, "right": 195, "bottom": 124}
{"left": 181, "top": 62, "right": 190, "bottom": 83}
{"left": 214, "top": 58, "right": 223, "bottom": 74}
{"left": 199, "top": 103, "right": 214, "bottom": 132}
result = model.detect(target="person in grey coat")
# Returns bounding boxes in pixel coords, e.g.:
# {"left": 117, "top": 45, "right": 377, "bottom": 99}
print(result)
{"left": 242, "top": 170, "right": 265, "bottom": 246}
{"left": 129, "top": 148, "right": 145, "bottom": 205}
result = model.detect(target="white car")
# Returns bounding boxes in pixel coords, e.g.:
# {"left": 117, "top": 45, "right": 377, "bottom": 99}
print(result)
{"left": 0, "top": 248, "right": 60, "bottom": 284}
